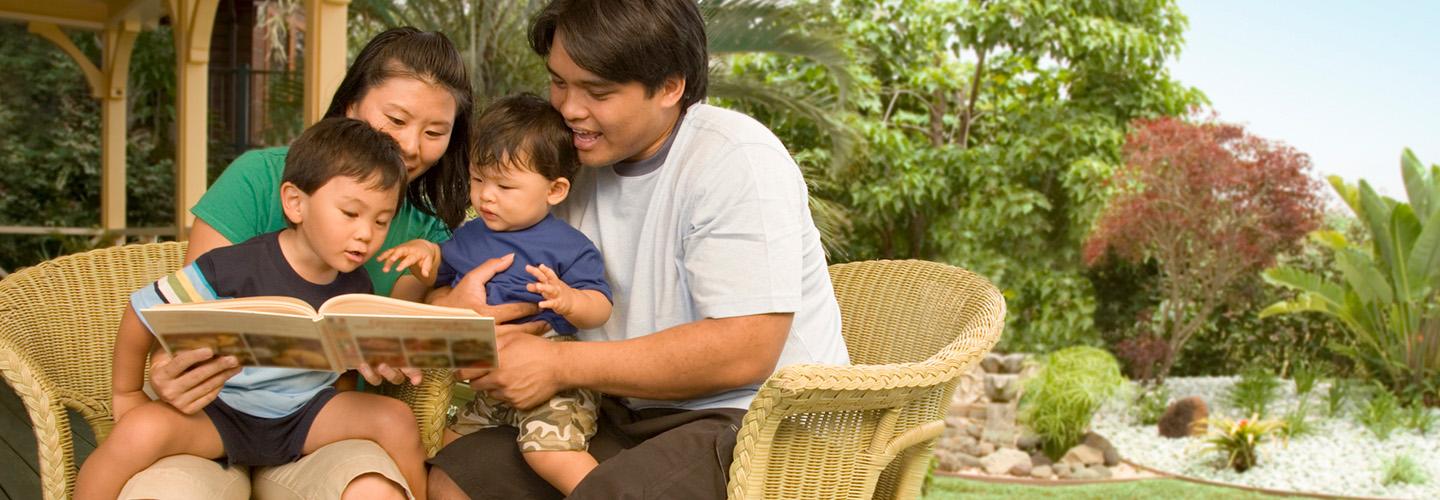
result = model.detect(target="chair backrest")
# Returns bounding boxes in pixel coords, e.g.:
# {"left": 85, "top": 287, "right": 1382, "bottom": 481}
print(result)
{"left": 0, "top": 242, "right": 187, "bottom": 437}
{"left": 728, "top": 260, "right": 1005, "bottom": 499}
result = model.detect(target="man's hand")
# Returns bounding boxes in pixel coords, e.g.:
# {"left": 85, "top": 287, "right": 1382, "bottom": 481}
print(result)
{"left": 525, "top": 264, "right": 581, "bottom": 317}
{"left": 356, "top": 363, "right": 424, "bottom": 386}
{"left": 149, "top": 348, "right": 243, "bottom": 415}
{"left": 429, "top": 253, "right": 540, "bottom": 322}
{"left": 469, "top": 322, "right": 560, "bottom": 410}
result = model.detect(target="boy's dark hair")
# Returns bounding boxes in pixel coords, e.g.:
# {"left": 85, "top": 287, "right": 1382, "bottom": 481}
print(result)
{"left": 323, "top": 27, "right": 473, "bottom": 230}
{"left": 284, "top": 118, "right": 407, "bottom": 214}
{"left": 529, "top": 0, "right": 707, "bottom": 110}
{"left": 471, "top": 93, "right": 579, "bottom": 181}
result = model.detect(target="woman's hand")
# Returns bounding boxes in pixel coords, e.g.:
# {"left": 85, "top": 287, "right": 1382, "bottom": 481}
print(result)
{"left": 148, "top": 348, "right": 243, "bottom": 415}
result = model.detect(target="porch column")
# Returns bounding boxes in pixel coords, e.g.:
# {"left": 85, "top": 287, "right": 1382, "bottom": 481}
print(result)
{"left": 167, "top": 0, "right": 218, "bottom": 240}
{"left": 303, "top": 0, "right": 349, "bottom": 125}
{"left": 28, "top": 20, "right": 140, "bottom": 246}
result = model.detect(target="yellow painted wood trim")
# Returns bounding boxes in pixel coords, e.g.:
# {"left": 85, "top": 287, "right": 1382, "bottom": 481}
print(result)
{"left": 0, "top": 0, "right": 106, "bottom": 30}
{"left": 102, "top": 19, "right": 140, "bottom": 98}
{"left": 26, "top": 22, "right": 104, "bottom": 97}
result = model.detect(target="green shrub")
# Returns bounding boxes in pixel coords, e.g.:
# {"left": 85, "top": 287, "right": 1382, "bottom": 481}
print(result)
{"left": 1360, "top": 387, "right": 1404, "bottom": 440}
{"left": 1380, "top": 454, "right": 1429, "bottom": 486}
{"left": 1020, "top": 346, "right": 1125, "bottom": 460}
{"left": 1325, "top": 378, "right": 1351, "bottom": 417}
{"left": 1135, "top": 385, "right": 1171, "bottom": 425}
{"left": 1404, "top": 399, "right": 1438, "bottom": 436}
{"left": 1263, "top": 149, "right": 1440, "bottom": 404}
{"left": 1280, "top": 401, "right": 1316, "bottom": 439}
{"left": 1225, "top": 366, "right": 1282, "bottom": 418}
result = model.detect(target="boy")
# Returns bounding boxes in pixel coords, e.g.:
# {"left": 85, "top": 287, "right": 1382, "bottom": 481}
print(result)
{"left": 380, "top": 93, "right": 612, "bottom": 495}
{"left": 76, "top": 118, "right": 428, "bottom": 500}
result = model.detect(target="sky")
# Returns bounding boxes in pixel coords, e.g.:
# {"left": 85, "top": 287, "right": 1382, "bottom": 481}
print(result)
{"left": 1170, "top": 0, "right": 1440, "bottom": 200}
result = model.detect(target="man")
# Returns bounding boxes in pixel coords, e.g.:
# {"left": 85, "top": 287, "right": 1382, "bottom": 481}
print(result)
{"left": 428, "top": 1, "right": 848, "bottom": 497}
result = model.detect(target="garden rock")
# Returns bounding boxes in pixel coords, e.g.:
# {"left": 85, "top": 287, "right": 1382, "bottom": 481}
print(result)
{"left": 1029, "top": 451, "right": 1053, "bottom": 467}
{"left": 1002, "top": 353, "right": 1027, "bottom": 374}
{"left": 1061, "top": 444, "right": 1105, "bottom": 467}
{"left": 981, "top": 427, "right": 1017, "bottom": 447}
{"left": 1008, "top": 459, "right": 1033, "bottom": 477}
{"left": 985, "top": 374, "right": 1021, "bottom": 402}
{"left": 1031, "top": 465, "right": 1053, "bottom": 479}
{"left": 938, "top": 451, "right": 981, "bottom": 471}
{"left": 981, "top": 353, "right": 1003, "bottom": 373}
{"left": 1070, "top": 466, "right": 1103, "bottom": 480}
{"left": 980, "top": 448, "right": 1031, "bottom": 476}
{"left": 1052, "top": 462, "right": 1072, "bottom": 478}
{"left": 979, "top": 442, "right": 995, "bottom": 456}
{"left": 1016, "top": 432, "right": 1040, "bottom": 452}
{"left": 1082, "top": 431, "right": 1121, "bottom": 466}
{"left": 1158, "top": 396, "right": 1208, "bottom": 438}
{"left": 964, "top": 422, "right": 983, "bottom": 439}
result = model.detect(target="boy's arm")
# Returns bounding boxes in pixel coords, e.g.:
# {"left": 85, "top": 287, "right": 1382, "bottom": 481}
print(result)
{"left": 111, "top": 305, "right": 156, "bottom": 420}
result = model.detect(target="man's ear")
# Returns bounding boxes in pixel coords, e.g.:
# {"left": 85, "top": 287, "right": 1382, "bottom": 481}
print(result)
{"left": 547, "top": 177, "right": 572, "bottom": 206}
{"left": 658, "top": 75, "right": 686, "bottom": 108}
{"left": 280, "top": 181, "right": 307, "bottom": 225}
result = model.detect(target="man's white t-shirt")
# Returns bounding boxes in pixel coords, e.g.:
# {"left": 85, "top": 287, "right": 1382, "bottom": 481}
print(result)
{"left": 555, "top": 103, "right": 849, "bottom": 411}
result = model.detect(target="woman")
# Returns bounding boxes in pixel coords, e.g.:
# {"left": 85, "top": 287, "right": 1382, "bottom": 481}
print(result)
{"left": 118, "top": 28, "right": 532, "bottom": 500}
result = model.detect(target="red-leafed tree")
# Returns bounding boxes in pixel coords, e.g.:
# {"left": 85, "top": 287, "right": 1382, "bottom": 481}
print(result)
{"left": 1084, "top": 117, "right": 1325, "bottom": 383}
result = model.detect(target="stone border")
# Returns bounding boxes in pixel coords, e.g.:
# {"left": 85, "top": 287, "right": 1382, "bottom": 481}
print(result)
{"left": 933, "top": 469, "right": 1158, "bottom": 486}
{"left": 1123, "top": 460, "right": 1393, "bottom": 500}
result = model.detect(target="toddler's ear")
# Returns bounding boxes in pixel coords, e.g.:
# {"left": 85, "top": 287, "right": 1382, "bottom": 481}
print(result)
{"left": 547, "top": 177, "right": 572, "bottom": 206}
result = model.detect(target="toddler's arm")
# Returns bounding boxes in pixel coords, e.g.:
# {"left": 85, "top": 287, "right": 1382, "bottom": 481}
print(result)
{"left": 525, "top": 264, "right": 612, "bottom": 330}
{"left": 377, "top": 239, "right": 442, "bottom": 287}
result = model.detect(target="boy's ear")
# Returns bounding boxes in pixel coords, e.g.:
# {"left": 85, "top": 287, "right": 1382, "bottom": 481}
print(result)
{"left": 280, "top": 181, "right": 307, "bottom": 225}
{"left": 658, "top": 75, "right": 685, "bottom": 108}
{"left": 546, "top": 177, "right": 571, "bottom": 206}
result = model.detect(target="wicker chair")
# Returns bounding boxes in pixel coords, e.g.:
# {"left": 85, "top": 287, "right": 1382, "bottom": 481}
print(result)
{"left": 728, "top": 260, "right": 1006, "bottom": 499}
{"left": 0, "top": 242, "right": 453, "bottom": 499}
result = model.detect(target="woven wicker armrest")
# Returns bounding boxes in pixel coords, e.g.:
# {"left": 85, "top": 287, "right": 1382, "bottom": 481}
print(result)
{"left": 375, "top": 368, "right": 454, "bottom": 457}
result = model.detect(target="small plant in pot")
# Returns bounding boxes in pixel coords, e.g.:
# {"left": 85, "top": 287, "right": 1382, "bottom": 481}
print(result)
{"left": 1199, "top": 415, "right": 1287, "bottom": 472}
{"left": 1019, "top": 346, "right": 1125, "bottom": 460}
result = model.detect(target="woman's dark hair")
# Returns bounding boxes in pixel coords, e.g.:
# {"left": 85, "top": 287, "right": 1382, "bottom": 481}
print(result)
{"left": 471, "top": 93, "right": 579, "bottom": 181}
{"left": 324, "top": 27, "right": 473, "bottom": 229}
{"left": 529, "top": 0, "right": 708, "bottom": 109}
{"left": 283, "top": 118, "right": 407, "bottom": 225}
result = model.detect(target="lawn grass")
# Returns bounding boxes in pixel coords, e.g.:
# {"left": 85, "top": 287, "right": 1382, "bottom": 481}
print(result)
{"left": 924, "top": 475, "right": 1287, "bottom": 499}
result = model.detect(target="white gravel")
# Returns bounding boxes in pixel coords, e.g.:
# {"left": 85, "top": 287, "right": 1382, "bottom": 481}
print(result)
{"left": 1094, "top": 377, "right": 1440, "bottom": 499}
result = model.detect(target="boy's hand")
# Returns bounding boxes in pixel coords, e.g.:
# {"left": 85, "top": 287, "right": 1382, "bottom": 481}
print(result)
{"left": 525, "top": 264, "right": 581, "bottom": 317}
{"left": 377, "top": 239, "right": 441, "bottom": 280}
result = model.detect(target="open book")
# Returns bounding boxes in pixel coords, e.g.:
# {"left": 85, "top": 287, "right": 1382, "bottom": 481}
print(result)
{"left": 139, "top": 294, "right": 495, "bottom": 371}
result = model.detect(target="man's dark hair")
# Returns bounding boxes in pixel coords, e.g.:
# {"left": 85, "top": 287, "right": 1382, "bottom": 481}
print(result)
{"left": 529, "top": 0, "right": 708, "bottom": 109}
{"left": 284, "top": 118, "right": 407, "bottom": 213}
{"left": 323, "top": 27, "right": 473, "bottom": 230}
{"left": 471, "top": 93, "right": 579, "bottom": 181}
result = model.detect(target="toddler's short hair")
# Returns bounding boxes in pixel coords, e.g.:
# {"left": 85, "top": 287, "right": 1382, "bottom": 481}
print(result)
{"left": 471, "top": 93, "right": 578, "bottom": 180}
{"left": 283, "top": 117, "right": 407, "bottom": 206}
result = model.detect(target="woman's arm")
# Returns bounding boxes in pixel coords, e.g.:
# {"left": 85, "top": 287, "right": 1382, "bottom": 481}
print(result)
{"left": 183, "top": 219, "right": 233, "bottom": 265}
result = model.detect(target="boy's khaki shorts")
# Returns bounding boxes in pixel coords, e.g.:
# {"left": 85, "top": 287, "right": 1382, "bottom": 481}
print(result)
{"left": 116, "top": 439, "right": 413, "bottom": 500}
{"left": 450, "top": 387, "right": 599, "bottom": 452}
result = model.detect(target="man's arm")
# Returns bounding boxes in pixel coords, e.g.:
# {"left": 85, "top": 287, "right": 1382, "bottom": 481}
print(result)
{"left": 474, "top": 313, "right": 791, "bottom": 409}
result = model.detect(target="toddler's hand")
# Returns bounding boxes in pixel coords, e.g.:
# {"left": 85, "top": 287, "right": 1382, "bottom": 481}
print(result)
{"left": 526, "top": 264, "right": 579, "bottom": 316}
{"left": 377, "top": 240, "right": 441, "bottom": 280}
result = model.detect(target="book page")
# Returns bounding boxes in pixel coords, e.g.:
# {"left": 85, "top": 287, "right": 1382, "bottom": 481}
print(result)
{"left": 139, "top": 308, "right": 340, "bottom": 371}
{"left": 325, "top": 314, "right": 496, "bottom": 369}
{"left": 146, "top": 295, "right": 318, "bottom": 318}
{"left": 319, "top": 293, "right": 483, "bottom": 317}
